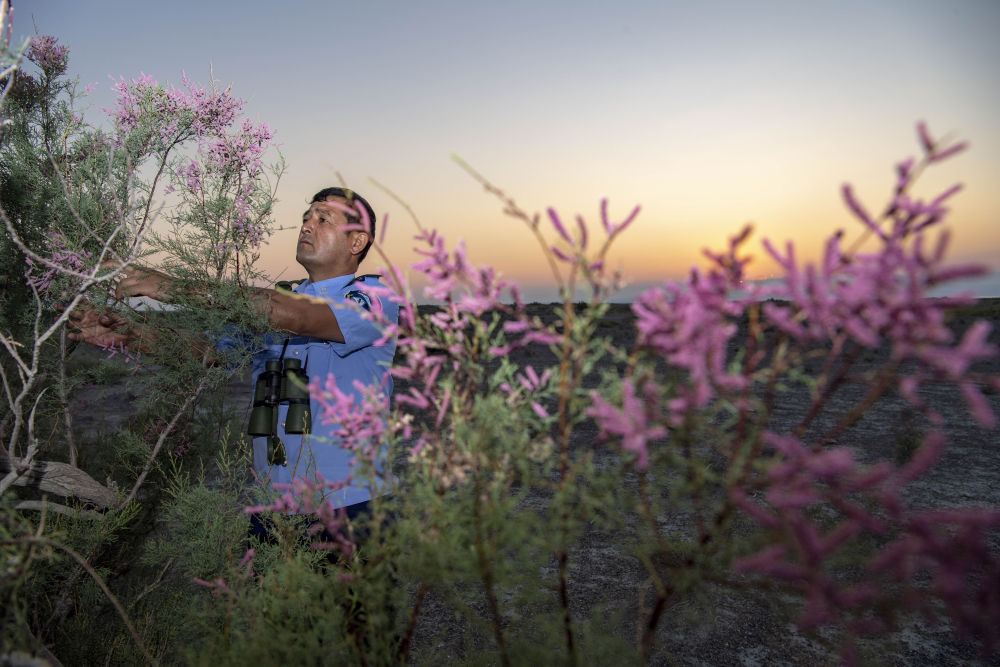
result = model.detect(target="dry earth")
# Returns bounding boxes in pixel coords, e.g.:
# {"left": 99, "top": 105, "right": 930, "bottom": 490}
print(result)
{"left": 63, "top": 300, "right": 1000, "bottom": 665}
{"left": 394, "top": 302, "right": 1000, "bottom": 666}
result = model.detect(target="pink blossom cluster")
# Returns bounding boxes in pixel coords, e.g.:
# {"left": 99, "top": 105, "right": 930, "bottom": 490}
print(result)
{"left": 491, "top": 199, "right": 640, "bottom": 356}
{"left": 498, "top": 364, "right": 554, "bottom": 420}
{"left": 202, "top": 117, "right": 273, "bottom": 179}
{"left": 628, "top": 226, "right": 752, "bottom": 420}
{"left": 383, "top": 228, "right": 531, "bottom": 444}
{"left": 24, "top": 231, "right": 91, "bottom": 292}
{"left": 308, "top": 372, "right": 404, "bottom": 469}
{"left": 757, "top": 127, "right": 994, "bottom": 427}
{"left": 26, "top": 34, "right": 68, "bottom": 75}
{"left": 546, "top": 199, "right": 638, "bottom": 296}
{"left": 245, "top": 474, "right": 357, "bottom": 558}
{"left": 870, "top": 507, "right": 1000, "bottom": 651}
{"left": 733, "top": 431, "right": 1000, "bottom": 653}
{"left": 587, "top": 378, "right": 666, "bottom": 469}
{"left": 110, "top": 72, "right": 240, "bottom": 143}
{"left": 490, "top": 318, "right": 562, "bottom": 358}
{"left": 110, "top": 71, "right": 277, "bottom": 253}
{"left": 179, "top": 159, "right": 201, "bottom": 192}
{"left": 227, "top": 181, "right": 270, "bottom": 249}
{"left": 411, "top": 228, "right": 518, "bottom": 317}
{"left": 731, "top": 432, "right": 894, "bottom": 631}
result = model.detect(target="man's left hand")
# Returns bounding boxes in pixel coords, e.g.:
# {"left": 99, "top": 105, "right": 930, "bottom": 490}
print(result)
{"left": 58, "top": 301, "right": 133, "bottom": 349}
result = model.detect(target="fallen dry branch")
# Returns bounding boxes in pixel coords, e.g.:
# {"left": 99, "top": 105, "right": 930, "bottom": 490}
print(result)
{"left": 13, "top": 499, "right": 104, "bottom": 520}
{"left": 0, "top": 454, "right": 115, "bottom": 509}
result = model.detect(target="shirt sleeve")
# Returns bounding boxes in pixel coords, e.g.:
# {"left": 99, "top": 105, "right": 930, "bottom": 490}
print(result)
{"left": 328, "top": 289, "right": 384, "bottom": 356}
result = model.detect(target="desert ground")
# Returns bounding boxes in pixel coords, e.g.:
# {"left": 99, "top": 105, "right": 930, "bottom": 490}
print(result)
{"left": 62, "top": 299, "right": 1000, "bottom": 665}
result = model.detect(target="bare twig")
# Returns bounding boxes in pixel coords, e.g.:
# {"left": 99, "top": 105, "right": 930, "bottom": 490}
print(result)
{"left": 396, "top": 582, "right": 429, "bottom": 663}
{"left": 1, "top": 536, "right": 154, "bottom": 665}
{"left": 0, "top": 387, "right": 47, "bottom": 493}
{"left": 130, "top": 557, "right": 175, "bottom": 609}
{"left": 58, "top": 327, "right": 77, "bottom": 466}
{"left": 119, "top": 374, "right": 211, "bottom": 508}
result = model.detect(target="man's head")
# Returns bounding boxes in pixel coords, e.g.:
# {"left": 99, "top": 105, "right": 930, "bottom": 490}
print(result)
{"left": 310, "top": 187, "right": 376, "bottom": 263}
{"left": 295, "top": 188, "right": 376, "bottom": 282}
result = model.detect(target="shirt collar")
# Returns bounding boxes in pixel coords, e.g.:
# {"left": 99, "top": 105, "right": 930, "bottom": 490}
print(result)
{"left": 295, "top": 273, "right": 356, "bottom": 294}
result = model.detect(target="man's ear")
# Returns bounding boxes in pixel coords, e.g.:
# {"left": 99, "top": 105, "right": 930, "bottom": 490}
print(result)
{"left": 350, "top": 230, "right": 371, "bottom": 255}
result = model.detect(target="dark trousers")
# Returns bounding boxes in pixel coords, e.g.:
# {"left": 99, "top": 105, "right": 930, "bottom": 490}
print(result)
{"left": 247, "top": 499, "right": 375, "bottom": 547}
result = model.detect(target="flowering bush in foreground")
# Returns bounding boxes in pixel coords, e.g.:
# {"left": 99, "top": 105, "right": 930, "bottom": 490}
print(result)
{"left": 228, "top": 126, "right": 999, "bottom": 665}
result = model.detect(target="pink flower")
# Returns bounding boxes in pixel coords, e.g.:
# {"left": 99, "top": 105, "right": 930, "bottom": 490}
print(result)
{"left": 632, "top": 234, "right": 749, "bottom": 413}
{"left": 587, "top": 379, "right": 667, "bottom": 469}
{"left": 26, "top": 35, "right": 69, "bottom": 74}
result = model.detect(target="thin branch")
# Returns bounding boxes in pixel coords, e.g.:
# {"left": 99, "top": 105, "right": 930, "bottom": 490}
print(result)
{"left": 1, "top": 536, "right": 154, "bottom": 664}
{"left": 58, "top": 327, "right": 77, "bottom": 466}
{"left": 0, "top": 388, "right": 47, "bottom": 493}
{"left": 451, "top": 155, "right": 567, "bottom": 294}
{"left": 396, "top": 582, "right": 429, "bottom": 663}
{"left": 130, "top": 557, "right": 175, "bottom": 609}
{"left": 367, "top": 177, "right": 427, "bottom": 236}
{"left": 119, "top": 374, "right": 211, "bottom": 508}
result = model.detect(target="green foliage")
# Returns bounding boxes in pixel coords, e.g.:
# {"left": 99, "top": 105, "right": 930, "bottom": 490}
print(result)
{"left": 0, "top": 25, "right": 289, "bottom": 665}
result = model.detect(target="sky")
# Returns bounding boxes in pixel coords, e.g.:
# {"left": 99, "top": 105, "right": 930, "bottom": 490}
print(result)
{"left": 18, "top": 0, "right": 1000, "bottom": 301}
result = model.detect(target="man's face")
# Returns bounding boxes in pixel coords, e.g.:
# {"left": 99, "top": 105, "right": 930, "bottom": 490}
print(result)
{"left": 295, "top": 196, "right": 364, "bottom": 279}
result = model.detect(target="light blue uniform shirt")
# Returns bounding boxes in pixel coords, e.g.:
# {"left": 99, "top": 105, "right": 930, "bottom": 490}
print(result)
{"left": 248, "top": 273, "right": 397, "bottom": 507}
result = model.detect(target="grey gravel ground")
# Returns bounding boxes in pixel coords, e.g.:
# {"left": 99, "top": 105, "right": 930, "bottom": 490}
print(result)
{"left": 65, "top": 302, "right": 1000, "bottom": 665}
{"left": 394, "top": 303, "right": 1000, "bottom": 666}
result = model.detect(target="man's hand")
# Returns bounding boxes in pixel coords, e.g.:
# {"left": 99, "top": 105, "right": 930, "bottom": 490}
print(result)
{"left": 57, "top": 302, "right": 134, "bottom": 349}
{"left": 103, "top": 260, "right": 174, "bottom": 301}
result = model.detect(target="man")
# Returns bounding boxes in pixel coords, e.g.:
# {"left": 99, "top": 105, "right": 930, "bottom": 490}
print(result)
{"left": 66, "top": 187, "right": 398, "bottom": 513}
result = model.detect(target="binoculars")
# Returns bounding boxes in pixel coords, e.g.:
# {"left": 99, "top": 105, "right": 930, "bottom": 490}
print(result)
{"left": 248, "top": 358, "right": 311, "bottom": 465}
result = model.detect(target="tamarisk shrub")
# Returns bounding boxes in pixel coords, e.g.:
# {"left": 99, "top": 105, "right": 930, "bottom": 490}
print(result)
{"left": 217, "top": 125, "right": 997, "bottom": 665}
{"left": 1, "top": 19, "right": 285, "bottom": 663}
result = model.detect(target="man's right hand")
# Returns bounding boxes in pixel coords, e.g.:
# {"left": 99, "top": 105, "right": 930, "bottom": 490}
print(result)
{"left": 102, "top": 260, "right": 174, "bottom": 302}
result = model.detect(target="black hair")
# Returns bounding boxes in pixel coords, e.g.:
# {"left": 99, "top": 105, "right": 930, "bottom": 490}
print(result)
{"left": 310, "top": 187, "right": 376, "bottom": 264}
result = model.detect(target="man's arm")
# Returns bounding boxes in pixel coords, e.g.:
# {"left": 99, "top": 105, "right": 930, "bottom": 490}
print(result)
{"left": 249, "top": 288, "right": 345, "bottom": 343}
{"left": 60, "top": 304, "right": 217, "bottom": 363}
{"left": 112, "top": 264, "right": 346, "bottom": 343}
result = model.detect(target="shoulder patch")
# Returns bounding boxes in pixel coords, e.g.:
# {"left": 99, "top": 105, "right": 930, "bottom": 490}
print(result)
{"left": 345, "top": 289, "right": 373, "bottom": 311}
{"left": 274, "top": 278, "right": 307, "bottom": 293}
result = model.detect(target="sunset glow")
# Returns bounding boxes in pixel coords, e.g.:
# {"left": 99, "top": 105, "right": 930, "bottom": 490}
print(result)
{"left": 24, "top": 1, "right": 1000, "bottom": 300}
